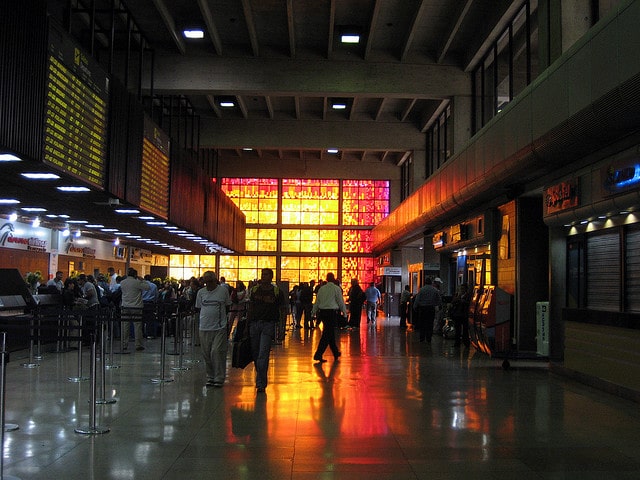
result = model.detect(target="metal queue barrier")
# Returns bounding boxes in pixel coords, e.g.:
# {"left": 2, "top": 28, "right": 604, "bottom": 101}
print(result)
{"left": 1, "top": 332, "right": 22, "bottom": 480}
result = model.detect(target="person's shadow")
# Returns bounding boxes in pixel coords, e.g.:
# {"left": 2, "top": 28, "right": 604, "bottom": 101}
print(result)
{"left": 310, "top": 361, "right": 344, "bottom": 438}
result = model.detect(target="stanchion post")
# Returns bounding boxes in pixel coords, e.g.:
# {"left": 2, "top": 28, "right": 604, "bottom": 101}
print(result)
{"left": 75, "top": 331, "right": 109, "bottom": 435}
{"left": 1, "top": 332, "right": 22, "bottom": 480}
{"left": 151, "top": 315, "right": 174, "bottom": 384}
{"left": 20, "top": 316, "right": 39, "bottom": 369}
{"left": 96, "top": 314, "right": 116, "bottom": 405}
{"left": 68, "top": 314, "right": 88, "bottom": 382}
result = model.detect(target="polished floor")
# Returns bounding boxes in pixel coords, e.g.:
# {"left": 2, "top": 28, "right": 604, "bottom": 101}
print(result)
{"left": 3, "top": 315, "right": 640, "bottom": 480}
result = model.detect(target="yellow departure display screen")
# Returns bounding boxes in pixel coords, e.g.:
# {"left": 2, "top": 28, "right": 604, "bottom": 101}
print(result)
{"left": 44, "top": 23, "right": 108, "bottom": 188}
{"left": 140, "top": 137, "right": 170, "bottom": 218}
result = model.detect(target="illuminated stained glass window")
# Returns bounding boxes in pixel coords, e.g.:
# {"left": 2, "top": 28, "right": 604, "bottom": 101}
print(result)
{"left": 210, "top": 178, "right": 389, "bottom": 285}
{"left": 281, "top": 179, "right": 339, "bottom": 225}
{"left": 341, "top": 256, "right": 375, "bottom": 292}
{"left": 342, "top": 180, "right": 390, "bottom": 226}
{"left": 342, "top": 229, "right": 372, "bottom": 253}
{"left": 246, "top": 228, "right": 277, "bottom": 252}
{"left": 281, "top": 229, "right": 338, "bottom": 252}
{"left": 221, "top": 178, "right": 279, "bottom": 224}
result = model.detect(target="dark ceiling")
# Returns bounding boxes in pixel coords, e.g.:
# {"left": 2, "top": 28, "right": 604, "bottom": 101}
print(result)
{"left": 54, "top": 0, "right": 521, "bottom": 162}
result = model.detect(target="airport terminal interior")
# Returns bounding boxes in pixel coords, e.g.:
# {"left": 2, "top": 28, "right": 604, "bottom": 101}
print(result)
{"left": 2, "top": 316, "right": 640, "bottom": 480}
{"left": 2, "top": 0, "right": 640, "bottom": 478}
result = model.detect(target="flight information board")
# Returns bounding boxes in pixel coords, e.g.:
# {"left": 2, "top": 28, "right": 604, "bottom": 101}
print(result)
{"left": 140, "top": 116, "right": 170, "bottom": 219}
{"left": 43, "top": 23, "right": 109, "bottom": 188}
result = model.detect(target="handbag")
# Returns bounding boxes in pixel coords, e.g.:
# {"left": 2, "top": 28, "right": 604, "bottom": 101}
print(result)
{"left": 232, "top": 335, "right": 253, "bottom": 369}
{"left": 231, "top": 318, "right": 253, "bottom": 369}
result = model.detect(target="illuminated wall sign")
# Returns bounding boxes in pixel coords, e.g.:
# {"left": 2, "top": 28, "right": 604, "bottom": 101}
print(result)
{"left": 43, "top": 22, "right": 108, "bottom": 189}
{"left": 140, "top": 116, "right": 170, "bottom": 219}
{"left": 449, "top": 224, "right": 466, "bottom": 244}
{"left": 0, "top": 221, "right": 50, "bottom": 253}
{"left": 432, "top": 231, "right": 445, "bottom": 249}
{"left": 602, "top": 160, "right": 640, "bottom": 195}
{"left": 544, "top": 179, "right": 579, "bottom": 214}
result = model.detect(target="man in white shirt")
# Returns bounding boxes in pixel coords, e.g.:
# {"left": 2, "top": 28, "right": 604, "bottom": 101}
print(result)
{"left": 46, "top": 271, "right": 64, "bottom": 293}
{"left": 119, "top": 268, "right": 150, "bottom": 351}
{"left": 195, "top": 271, "right": 231, "bottom": 387}
{"left": 311, "top": 273, "right": 347, "bottom": 363}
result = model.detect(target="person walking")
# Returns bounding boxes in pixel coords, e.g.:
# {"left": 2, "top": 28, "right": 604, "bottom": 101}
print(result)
{"left": 195, "top": 271, "right": 231, "bottom": 387}
{"left": 312, "top": 273, "right": 347, "bottom": 363}
{"left": 451, "top": 283, "right": 471, "bottom": 347}
{"left": 399, "top": 284, "right": 412, "bottom": 329}
{"left": 346, "top": 278, "right": 365, "bottom": 329}
{"left": 412, "top": 277, "right": 442, "bottom": 343}
{"left": 364, "top": 282, "right": 381, "bottom": 324}
{"left": 247, "top": 268, "right": 286, "bottom": 393}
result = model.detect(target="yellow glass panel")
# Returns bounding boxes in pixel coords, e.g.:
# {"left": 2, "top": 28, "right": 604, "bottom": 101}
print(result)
{"left": 300, "top": 230, "right": 317, "bottom": 241}
{"left": 282, "top": 240, "right": 300, "bottom": 252}
{"left": 239, "top": 256, "right": 257, "bottom": 269}
{"left": 169, "top": 255, "right": 183, "bottom": 266}
{"left": 257, "top": 239, "right": 277, "bottom": 251}
{"left": 320, "top": 230, "right": 338, "bottom": 241}
{"left": 281, "top": 256, "right": 300, "bottom": 269}
{"left": 184, "top": 255, "right": 199, "bottom": 267}
{"left": 261, "top": 229, "right": 277, "bottom": 240}
{"left": 199, "top": 255, "right": 216, "bottom": 267}
{"left": 239, "top": 198, "right": 258, "bottom": 210}
{"left": 281, "top": 270, "right": 300, "bottom": 284}
{"left": 219, "top": 255, "right": 238, "bottom": 269}
{"left": 281, "top": 229, "right": 300, "bottom": 241}
{"left": 318, "top": 212, "right": 337, "bottom": 224}
{"left": 282, "top": 198, "right": 299, "bottom": 211}
{"left": 245, "top": 239, "right": 258, "bottom": 251}
{"left": 319, "top": 241, "right": 337, "bottom": 252}
{"left": 245, "top": 228, "right": 258, "bottom": 240}
{"left": 257, "top": 256, "right": 277, "bottom": 269}
{"left": 321, "top": 199, "right": 339, "bottom": 212}
{"left": 259, "top": 211, "right": 278, "bottom": 224}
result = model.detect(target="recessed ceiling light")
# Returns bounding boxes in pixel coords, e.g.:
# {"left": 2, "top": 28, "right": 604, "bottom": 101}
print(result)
{"left": 340, "top": 33, "right": 360, "bottom": 44}
{"left": 85, "top": 224, "right": 104, "bottom": 228}
{"left": 183, "top": 29, "right": 204, "bottom": 39}
{"left": 101, "top": 228, "right": 118, "bottom": 232}
{"left": 147, "top": 221, "right": 167, "bottom": 226}
{"left": 327, "top": 148, "right": 339, "bottom": 154}
{"left": 21, "top": 207, "right": 47, "bottom": 212}
{"left": 138, "top": 216, "right": 155, "bottom": 220}
{"left": 0, "top": 199, "right": 20, "bottom": 204}
{"left": 57, "top": 186, "right": 90, "bottom": 192}
{"left": 67, "top": 220, "right": 88, "bottom": 224}
{"left": 115, "top": 209, "right": 140, "bottom": 214}
{"left": 0, "top": 153, "right": 21, "bottom": 162}
{"left": 21, "top": 172, "right": 61, "bottom": 180}
{"left": 332, "top": 102, "right": 347, "bottom": 110}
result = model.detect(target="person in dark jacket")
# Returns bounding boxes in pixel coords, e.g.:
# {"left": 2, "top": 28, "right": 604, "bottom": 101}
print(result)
{"left": 347, "top": 278, "right": 365, "bottom": 329}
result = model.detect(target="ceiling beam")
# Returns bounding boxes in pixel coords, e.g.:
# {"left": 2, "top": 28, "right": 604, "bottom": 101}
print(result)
{"left": 400, "top": 0, "right": 429, "bottom": 62}
{"left": 437, "top": 0, "right": 474, "bottom": 64}
{"left": 400, "top": 98, "right": 417, "bottom": 121}
{"left": 349, "top": 96, "right": 359, "bottom": 120}
{"left": 236, "top": 96, "right": 249, "bottom": 119}
{"left": 419, "top": 99, "right": 450, "bottom": 133}
{"left": 294, "top": 96, "right": 301, "bottom": 119}
{"left": 240, "top": 0, "right": 259, "bottom": 57}
{"left": 196, "top": 0, "right": 223, "bottom": 55}
{"left": 327, "top": 0, "right": 336, "bottom": 59}
{"left": 397, "top": 151, "right": 412, "bottom": 166}
{"left": 205, "top": 94, "right": 222, "bottom": 118}
{"left": 265, "top": 96, "right": 274, "bottom": 119}
{"left": 150, "top": 0, "right": 186, "bottom": 55}
{"left": 364, "top": 0, "right": 382, "bottom": 60}
{"left": 286, "top": 0, "right": 295, "bottom": 57}
{"left": 150, "top": 56, "right": 470, "bottom": 98}
{"left": 375, "top": 97, "right": 387, "bottom": 121}
{"left": 198, "top": 117, "right": 425, "bottom": 151}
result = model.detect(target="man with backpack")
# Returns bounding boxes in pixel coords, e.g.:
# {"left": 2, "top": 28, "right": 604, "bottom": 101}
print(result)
{"left": 247, "top": 268, "right": 286, "bottom": 393}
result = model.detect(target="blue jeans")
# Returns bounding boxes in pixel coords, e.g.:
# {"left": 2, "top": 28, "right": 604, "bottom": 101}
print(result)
{"left": 249, "top": 320, "right": 275, "bottom": 389}
{"left": 366, "top": 302, "right": 377, "bottom": 323}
